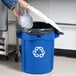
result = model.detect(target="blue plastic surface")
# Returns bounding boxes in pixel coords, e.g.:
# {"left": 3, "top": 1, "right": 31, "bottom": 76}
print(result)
{"left": 17, "top": 31, "right": 59, "bottom": 74}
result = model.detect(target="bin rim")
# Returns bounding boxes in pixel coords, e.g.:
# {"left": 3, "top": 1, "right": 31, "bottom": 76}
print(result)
{"left": 18, "top": 21, "right": 64, "bottom": 35}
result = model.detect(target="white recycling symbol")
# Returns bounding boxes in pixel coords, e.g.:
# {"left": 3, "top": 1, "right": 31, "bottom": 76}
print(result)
{"left": 32, "top": 47, "right": 45, "bottom": 58}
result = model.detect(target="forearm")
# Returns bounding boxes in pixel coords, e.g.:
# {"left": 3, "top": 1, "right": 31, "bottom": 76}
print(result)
{"left": 18, "top": 0, "right": 28, "bottom": 9}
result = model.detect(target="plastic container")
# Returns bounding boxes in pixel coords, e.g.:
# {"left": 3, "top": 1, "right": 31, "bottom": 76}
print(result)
{"left": 17, "top": 22, "right": 59, "bottom": 74}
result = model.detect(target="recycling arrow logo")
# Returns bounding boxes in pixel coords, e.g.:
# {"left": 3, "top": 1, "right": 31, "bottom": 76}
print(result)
{"left": 32, "top": 47, "right": 45, "bottom": 58}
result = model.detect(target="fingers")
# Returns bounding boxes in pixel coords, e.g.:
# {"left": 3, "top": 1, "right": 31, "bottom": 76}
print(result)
{"left": 13, "top": 8, "right": 22, "bottom": 17}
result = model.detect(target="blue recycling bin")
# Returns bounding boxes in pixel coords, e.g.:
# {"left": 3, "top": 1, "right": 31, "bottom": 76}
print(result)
{"left": 17, "top": 22, "right": 59, "bottom": 74}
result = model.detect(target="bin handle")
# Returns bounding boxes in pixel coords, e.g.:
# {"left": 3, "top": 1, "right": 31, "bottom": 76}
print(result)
{"left": 58, "top": 32, "right": 64, "bottom": 35}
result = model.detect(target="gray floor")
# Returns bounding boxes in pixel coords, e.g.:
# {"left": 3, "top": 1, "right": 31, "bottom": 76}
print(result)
{"left": 0, "top": 56, "right": 76, "bottom": 76}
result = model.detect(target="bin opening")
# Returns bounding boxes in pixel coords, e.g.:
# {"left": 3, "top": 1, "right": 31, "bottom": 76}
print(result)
{"left": 27, "top": 22, "right": 62, "bottom": 35}
{"left": 33, "top": 22, "right": 64, "bottom": 35}
{"left": 32, "top": 22, "right": 52, "bottom": 29}
{"left": 18, "top": 22, "right": 63, "bottom": 35}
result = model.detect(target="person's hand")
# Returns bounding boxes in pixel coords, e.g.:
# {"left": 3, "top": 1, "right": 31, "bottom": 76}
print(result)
{"left": 12, "top": 8, "right": 22, "bottom": 17}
